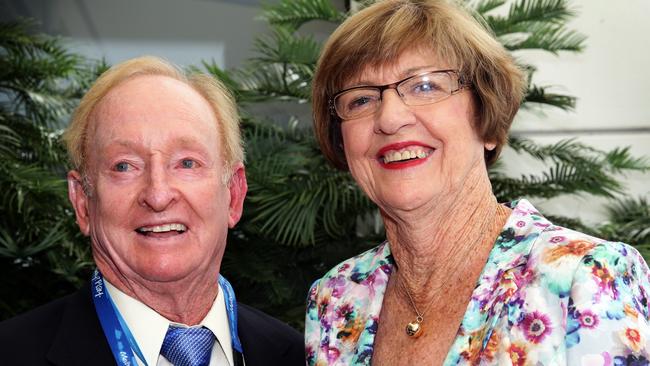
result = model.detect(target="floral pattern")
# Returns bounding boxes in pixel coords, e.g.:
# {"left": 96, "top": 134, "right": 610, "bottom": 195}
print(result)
{"left": 305, "top": 199, "right": 650, "bottom": 365}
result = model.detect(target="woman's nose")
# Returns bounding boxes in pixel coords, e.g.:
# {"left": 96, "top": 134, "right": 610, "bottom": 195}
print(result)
{"left": 373, "top": 89, "right": 417, "bottom": 135}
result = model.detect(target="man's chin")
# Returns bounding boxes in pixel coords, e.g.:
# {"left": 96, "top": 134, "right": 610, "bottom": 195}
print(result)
{"left": 135, "top": 263, "right": 204, "bottom": 284}
{"left": 99, "top": 260, "right": 209, "bottom": 288}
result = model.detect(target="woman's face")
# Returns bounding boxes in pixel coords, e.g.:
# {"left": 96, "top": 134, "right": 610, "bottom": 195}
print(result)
{"left": 340, "top": 48, "right": 491, "bottom": 214}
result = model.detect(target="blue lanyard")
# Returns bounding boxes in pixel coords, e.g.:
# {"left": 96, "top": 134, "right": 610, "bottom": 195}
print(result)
{"left": 218, "top": 275, "right": 243, "bottom": 353}
{"left": 91, "top": 269, "right": 243, "bottom": 366}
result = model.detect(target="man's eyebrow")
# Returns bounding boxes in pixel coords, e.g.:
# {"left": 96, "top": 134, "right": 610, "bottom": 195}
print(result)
{"left": 102, "top": 137, "right": 210, "bottom": 151}
{"left": 174, "top": 137, "right": 198, "bottom": 147}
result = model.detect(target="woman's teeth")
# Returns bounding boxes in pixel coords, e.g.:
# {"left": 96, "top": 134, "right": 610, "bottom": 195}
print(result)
{"left": 382, "top": 149, "right": 431, "bottom": 164}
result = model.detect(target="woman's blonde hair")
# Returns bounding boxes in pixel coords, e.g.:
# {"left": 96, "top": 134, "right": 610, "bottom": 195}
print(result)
{"left": 312, "top": 0, "right": 527, "bottom": 169}
{"left": 63, "top": 56, "right": 243, "bottom": 182}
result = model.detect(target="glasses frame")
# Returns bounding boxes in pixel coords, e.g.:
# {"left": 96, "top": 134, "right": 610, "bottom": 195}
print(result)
{"left": 329, "top": 69, "right": 471, "bottom": 120}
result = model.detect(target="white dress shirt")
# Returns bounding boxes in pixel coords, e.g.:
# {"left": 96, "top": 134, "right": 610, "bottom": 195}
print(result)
{"left": 104, "top": 279, "right": 234, "bottom": 366}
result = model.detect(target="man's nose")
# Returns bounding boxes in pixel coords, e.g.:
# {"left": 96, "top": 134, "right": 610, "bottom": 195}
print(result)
{"left": 374, "top": 89, "right": 417, "bottom": 135}
{"left": 137, "top": 162, "right": 179, "bottom": 212}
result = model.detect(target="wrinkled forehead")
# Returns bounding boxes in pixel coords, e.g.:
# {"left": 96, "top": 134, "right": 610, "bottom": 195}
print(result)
{"left": 84, "top": 75, "right": 220, "bottom": 154}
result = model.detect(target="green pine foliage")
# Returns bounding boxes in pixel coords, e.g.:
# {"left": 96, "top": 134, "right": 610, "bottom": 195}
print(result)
{"left": 0, "top": 20, "right": 101, "bottom": 319}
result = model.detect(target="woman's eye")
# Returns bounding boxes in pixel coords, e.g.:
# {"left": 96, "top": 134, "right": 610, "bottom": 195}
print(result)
{"left": 114, "top": 162, "right": 130, "bottom": 172}
{"left": 181, "top": 159, "right": 196, "bottom": 169}
{"left": 349, "top": 96, "right": 372, "bottom": 109}
{"left": 348, "top": 94, "right": 379, "bottom": 111}
{"left": 412, "top": 81, "right": 440, "bottom": 94}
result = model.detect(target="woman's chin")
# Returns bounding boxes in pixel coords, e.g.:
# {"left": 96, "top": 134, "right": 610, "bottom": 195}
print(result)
{"left": 377, "top": 190, "right": 440, "bottom": 216}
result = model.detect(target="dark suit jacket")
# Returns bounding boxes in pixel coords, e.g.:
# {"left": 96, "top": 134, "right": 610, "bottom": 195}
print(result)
{"left": 0, "top": 283, "right": 305, "bottom": 366}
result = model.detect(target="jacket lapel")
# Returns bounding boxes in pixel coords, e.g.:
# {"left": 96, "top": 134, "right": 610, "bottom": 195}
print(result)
{"left": 237, "top": 302, "right": 303, "bottom": 366}
{"left": 46, "top": 283, "right": 115, "bottom": 366}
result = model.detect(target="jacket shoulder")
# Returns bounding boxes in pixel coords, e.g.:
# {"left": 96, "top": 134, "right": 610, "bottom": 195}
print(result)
{"left": 237, "top": 303, "right": 304, "bottom": 366}
{"left": 0, "top": 292, "right": 71, "bottom": 365}
{"left": 0, "top": 284, "right": 114, "bottom": 366}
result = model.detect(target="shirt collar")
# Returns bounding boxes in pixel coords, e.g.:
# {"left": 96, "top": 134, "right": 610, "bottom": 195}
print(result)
{"left": 104, "top": 279, "right": 234, "bottom": 366}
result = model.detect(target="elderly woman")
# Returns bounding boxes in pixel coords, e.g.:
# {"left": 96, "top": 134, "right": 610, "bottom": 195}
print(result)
{"left": 305, "top": 0, "right": 650, "bottom": 365}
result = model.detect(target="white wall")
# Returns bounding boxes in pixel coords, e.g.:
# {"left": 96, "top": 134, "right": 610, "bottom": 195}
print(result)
{"left": 0, "top": 0, "right": 269, "bottom": 68}
{"left": 505, "top": 0, "right": 650, "bottom": 224}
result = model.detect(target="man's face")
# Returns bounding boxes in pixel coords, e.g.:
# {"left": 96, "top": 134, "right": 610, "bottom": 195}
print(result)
{"left": 68, "top": 75, "right": 247, "bottom": 285}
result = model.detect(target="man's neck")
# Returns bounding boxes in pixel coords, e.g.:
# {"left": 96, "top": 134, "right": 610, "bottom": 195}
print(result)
{"left": 96, "top": 262, "right": 220, "bottom": 325}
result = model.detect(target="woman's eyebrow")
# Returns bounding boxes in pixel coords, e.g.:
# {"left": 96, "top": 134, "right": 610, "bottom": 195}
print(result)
{"left": 346, "top": 65, "right": 440, "bottom": 88}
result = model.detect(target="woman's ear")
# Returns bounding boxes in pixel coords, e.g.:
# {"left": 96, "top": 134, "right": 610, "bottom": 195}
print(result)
{"left": 484, "top": 141, "right": 497, "bottom": 151}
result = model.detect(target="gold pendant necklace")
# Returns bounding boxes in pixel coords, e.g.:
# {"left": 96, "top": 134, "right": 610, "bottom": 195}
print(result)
{"left": 399, "top": 276, "right": 432, "bottom": 338}
{"left": 406, "top": 315, "right": 424, "bottom": 337}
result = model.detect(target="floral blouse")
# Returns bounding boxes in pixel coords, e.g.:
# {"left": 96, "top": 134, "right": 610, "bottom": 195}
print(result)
{"left": 305, "top": 199, "right": 650, "bottom": 365}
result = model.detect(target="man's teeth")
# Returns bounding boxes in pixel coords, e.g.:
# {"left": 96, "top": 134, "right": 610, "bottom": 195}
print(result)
{"left": 137, "top": 223, "right": 187, "bottom": 233}
{"left": 383, "top": 149, "right": 430, "bottom": 164}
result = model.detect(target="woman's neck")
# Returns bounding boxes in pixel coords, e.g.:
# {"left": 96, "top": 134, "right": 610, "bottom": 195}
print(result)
{"left": 382, "top": 165, "right": 510, "bottom": 306}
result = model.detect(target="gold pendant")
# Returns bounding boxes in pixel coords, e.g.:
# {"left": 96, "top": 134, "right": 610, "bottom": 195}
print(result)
{"left": 405, "top": 319, "right": 422, "bottom": 338}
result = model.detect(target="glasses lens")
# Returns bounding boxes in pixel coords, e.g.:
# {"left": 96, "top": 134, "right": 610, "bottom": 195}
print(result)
{"left": 398, "top": 72, "right": 454, "bottom": 106}
{"left": 334, "top": 88, "right": 381, "bottom": 120}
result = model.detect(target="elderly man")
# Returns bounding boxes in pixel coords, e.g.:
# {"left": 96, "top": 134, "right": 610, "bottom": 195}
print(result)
{"left": 0, "top": 57, "right": 304, "bottom": 366}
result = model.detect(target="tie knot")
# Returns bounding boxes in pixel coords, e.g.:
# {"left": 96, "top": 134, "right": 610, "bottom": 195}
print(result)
{"left": 161, "top": 325, "right": 216, "bottom": 366}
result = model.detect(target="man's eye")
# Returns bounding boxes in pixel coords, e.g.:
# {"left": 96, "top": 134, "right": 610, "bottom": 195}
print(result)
{"left": 181, "top": 159, "right": 196, "bottom": 169}
{"left": 114, "top": 162, "right": 130, "bottom": 172}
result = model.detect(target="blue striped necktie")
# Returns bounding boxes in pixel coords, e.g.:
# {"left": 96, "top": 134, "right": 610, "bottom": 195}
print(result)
{"left": 160, "top": 325, "right": 216, "bottom": 366}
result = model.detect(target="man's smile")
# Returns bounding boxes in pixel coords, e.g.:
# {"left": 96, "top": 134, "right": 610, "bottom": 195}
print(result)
{"left": 135, "top": 223, "right": 187, "bottom": 237}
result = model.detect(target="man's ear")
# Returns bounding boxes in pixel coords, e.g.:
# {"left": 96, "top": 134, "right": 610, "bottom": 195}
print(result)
{"left": 484, "top": 141, "right": 497, "bottom": 151}
{"left": 227, "top": 163, "right": 248, "bottom": 228}
{"left": 67, "top": 170, "right": 91, "bottom": 236}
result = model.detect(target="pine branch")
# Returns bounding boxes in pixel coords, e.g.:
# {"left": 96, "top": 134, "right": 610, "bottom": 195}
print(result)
{"left": 501, "top": 23, "right": 585, "bottom": 53}
{"left": 596, "top": 197, "right": 650, "bottom": 249}
{"left": 508, "top": 137, "right": 598, "bottom": 164}
{"left": 0, "top": 19, "right": 60, "bottom": 56}
{"left": 471, "top": 0, "right": 507, "bottom": 16}
{"left": 0, "top": 163, "right": 68, "bottom": 220}
{"left": 252, "top": 27, "right": 320, "bottom": 67}
{"left": 236, "top": 63, "right": 313, "bottom": 102}
{"left": 0, "top": 123, "right": 20, "bottom": 158}
{"left": 522, "top": 83, "right": 576, "bottom": 111}
{"left": 508, "top": 137, "right": 650, "bottom": 172}
{"left": 602, "top": 147, "right": 650, "bottom": 173}
{"left": 476, "top": 0, "right": 586, "bottom": 53}
{"left": 1, "top": 21, "right": 92, "bottom": 128}
{"left": 491, "top": 161, "right": 623, "bottom": 201}
{"left": 0, "top": 113, "right": 68, "bottom": 167}
{"left": 0, "top": 223, "right": 67, "bottom": 259}
{"left": 243, "top": 122, "right": 371, "bottom": 246}
{"left": 195, "top": 60, "right": 263, "bottom": 104}
{"left": 261, "top": 0, "right": 345, "bottom": 31}
{"left": 485, "top": 0, "right": 577, "bottom": 35}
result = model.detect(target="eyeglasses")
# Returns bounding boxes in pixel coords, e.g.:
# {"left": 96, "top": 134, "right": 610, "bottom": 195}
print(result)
{"left": 330, "top": 69, "right": 470, "bottom": 121}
